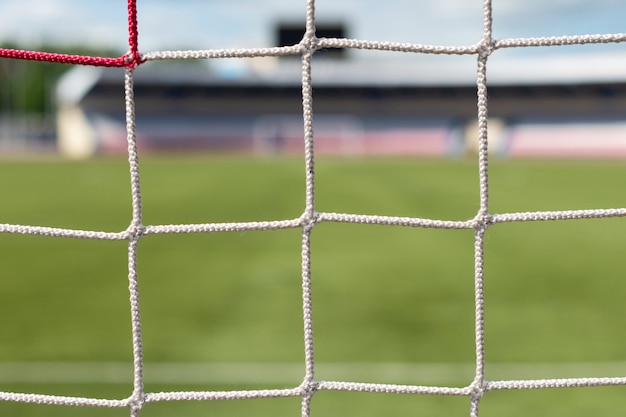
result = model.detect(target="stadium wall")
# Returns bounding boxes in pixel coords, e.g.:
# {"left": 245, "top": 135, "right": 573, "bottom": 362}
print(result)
{"left": 56, "top": 66, "right": 626, "bottom": 159}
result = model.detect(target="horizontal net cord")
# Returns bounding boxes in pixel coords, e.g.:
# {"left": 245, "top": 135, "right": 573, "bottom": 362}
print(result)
{"left": 491, "top": 208, "right": 626, "bottom": 223}
{"left": 0, "top": 218, "right": 303, "bottom": 239}
{"left": 0, "top": 392, "right": 128, "bottom": 408}
{"left": 0, "top": 48, "right": 127, "bottom": 67}
{"left": 316, "top": 212, "right": 474, "bottom": 229}
{"left": 328, "top": 33, "right": 626, "bottom": 53}
{"left": 494, "top": 33, "right": 626, "bottom": 49}
{"left": 0, "top": 385, "right": 469, "bottom": 406}
{"left": 4, "top": 374, "right": 626, "bottom": 407}
{"left": 0, "top": 224, "right": 129, "bottom": 240}
{"left": 315, "top": 381, "right": 470, "bottom": 396}
{"left": 145, "top": 214, "right": 473, "bottom": 234}
{"left": 304, "top": 38, "right": 480, "bottom": 55}
{"left": 145, "top": 387, "right": 303, "bottom": 403}
{"left": 141, "top": 32, "right": 626, "bottom": 64}
{"left": 3, "top": 206, "right": 626, "bottom": 240}
{"left": 142, "top": 45, "right": 304, "bottom": 61}
{"left": 144, "top": 218, "right": 303, "bottom": 234}
{"left": 3, "top": 33, "right": 626, "bottom": 67}
{"left": 486, "top": 376, "right": 626, "bottom": 391}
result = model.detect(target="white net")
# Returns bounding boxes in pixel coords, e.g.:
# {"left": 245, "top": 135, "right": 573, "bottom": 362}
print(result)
{"left": 1, "top": 0, "right": 626, "bottom": 416}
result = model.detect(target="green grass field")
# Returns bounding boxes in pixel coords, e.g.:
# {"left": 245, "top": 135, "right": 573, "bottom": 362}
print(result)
{"left": 0, "top": 156, "right": 625, "bottom": 416}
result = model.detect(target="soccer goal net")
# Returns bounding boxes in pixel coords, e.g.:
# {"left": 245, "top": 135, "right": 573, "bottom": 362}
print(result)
{"left": 1, "top": 0, "right": 626, "bottom": 416}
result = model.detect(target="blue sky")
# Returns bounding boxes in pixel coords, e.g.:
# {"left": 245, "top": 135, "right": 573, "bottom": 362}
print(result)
{"left": 0, "top": 0, "right": 624, "bottom": 52}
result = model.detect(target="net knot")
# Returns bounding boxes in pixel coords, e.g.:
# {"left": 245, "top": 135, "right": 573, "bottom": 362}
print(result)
{"left": 127, "top": 223, "right": 146, "bottom": 240}
{"left": 472, "top": 213, "right": 493, "bottom": 231}
{"left": 300, "top": 211, "right": 319, "bottom": 232}
{"left": 128, "top": 392, "right": 146, "bottom": 415}
{"left": 477, "top": 37, "right": 495, "bottom": 59}
{"left": 123, "top": 50, "right": 144, "bottom": 69}
{"left": 469, "top": 380, "right": 486, "bottom": 400}
{"left": 300, "top": 35, "right": 320, "bottom": 54}
{"left": 299, "top": 379, "right": 319, "bottom": 397}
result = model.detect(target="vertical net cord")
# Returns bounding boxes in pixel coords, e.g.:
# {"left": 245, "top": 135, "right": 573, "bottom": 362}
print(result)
{"left": 126, "top": 0, "right": 141, "bottom": 67}
{"left": 300, "top": 1, "right": 317, "bottom": 416}
{"left": 471, "top": 0, "right": 493, "bottom": 415}
{"left": 125, "top": 67, "right": 145, "bottom": 415}
{"left": 124, "top": 3, "right": 145, "bottom": 414}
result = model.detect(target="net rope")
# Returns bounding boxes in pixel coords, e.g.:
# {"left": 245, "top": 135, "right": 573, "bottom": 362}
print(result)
{"left": 1, "top": 0, "right": 626, "bottom": 415}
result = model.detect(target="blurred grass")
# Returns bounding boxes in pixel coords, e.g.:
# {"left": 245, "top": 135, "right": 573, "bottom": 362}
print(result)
{"left": 0, "top": 156, "right": 625, "bottom": 415}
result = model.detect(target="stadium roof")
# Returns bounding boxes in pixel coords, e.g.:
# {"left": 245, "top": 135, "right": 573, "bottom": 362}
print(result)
{"left": 57, "top": 49, "right": 626, "bottom": 107}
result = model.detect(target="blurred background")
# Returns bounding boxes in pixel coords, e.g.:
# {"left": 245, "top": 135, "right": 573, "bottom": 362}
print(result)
{"left": 1, "top": 1, "right": 626, "bottom": 416}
